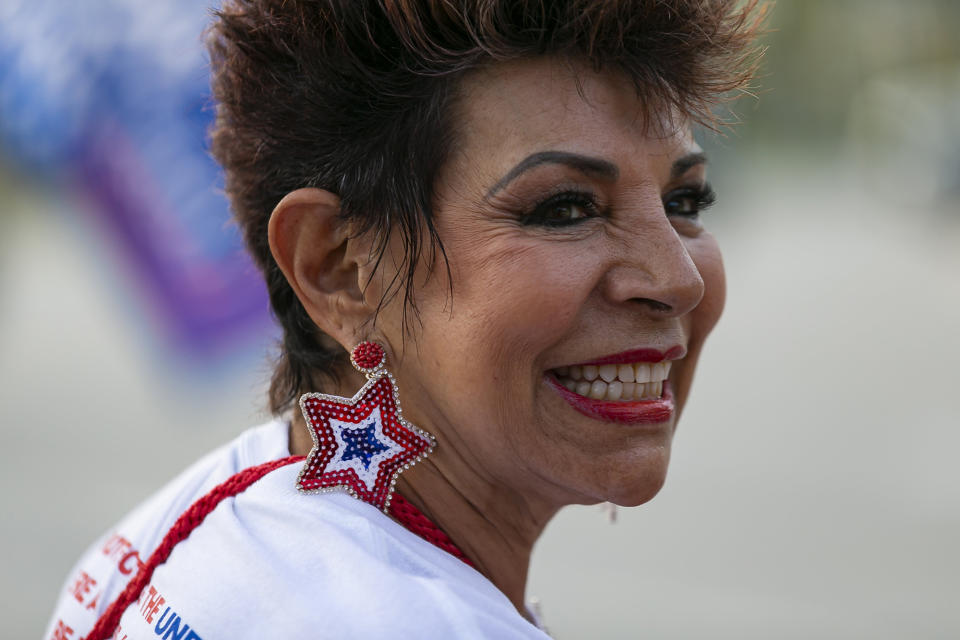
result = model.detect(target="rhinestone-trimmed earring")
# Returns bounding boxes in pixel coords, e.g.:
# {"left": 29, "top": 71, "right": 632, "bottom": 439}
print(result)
{"left": 295, "top": 341, "right": 436, "bottom": 512}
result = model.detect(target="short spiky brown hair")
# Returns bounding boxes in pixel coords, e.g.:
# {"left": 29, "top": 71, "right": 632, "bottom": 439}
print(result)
{"left": 207, "top": 0, "right": 765, "bottom": 415}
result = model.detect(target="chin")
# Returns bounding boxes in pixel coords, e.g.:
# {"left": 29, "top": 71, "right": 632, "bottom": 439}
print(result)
{"left": 607, "top": 472, "right": 669, "bottom": 507}
{"left": 581, "top": 444, "right": 672, "bottom": 507}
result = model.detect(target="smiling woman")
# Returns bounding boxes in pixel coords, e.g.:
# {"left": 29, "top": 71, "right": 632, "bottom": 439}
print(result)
{"left": 349, "top": 58, "right": 727, "bottom": 520}
{"left": 46, "top": 1, "right": 765, "bottom": 638}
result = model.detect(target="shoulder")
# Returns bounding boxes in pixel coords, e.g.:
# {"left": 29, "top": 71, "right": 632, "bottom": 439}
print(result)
{"left": 43, "top": 420, "right": 291, "bottom": 640}
{"left": 115, "top": 464, "right": 550, "bottom": 639}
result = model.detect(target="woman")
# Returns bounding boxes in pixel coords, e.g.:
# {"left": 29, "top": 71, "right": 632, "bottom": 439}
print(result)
{"left": 45, "top": 1, "right": 763, "bottom": 637}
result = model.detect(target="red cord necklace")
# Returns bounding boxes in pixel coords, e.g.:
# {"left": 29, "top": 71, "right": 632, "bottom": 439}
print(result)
{"left": 388, "top": 491, "right": 473, "bottom": 566}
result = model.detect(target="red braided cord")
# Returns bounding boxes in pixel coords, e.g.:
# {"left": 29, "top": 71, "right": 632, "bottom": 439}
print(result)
{"left": 388, "top": 493, "right": 474, "bottom": 567}
{"left": 86, "top": 456, "right": 304, "bottom": 640}
{"left": 88, "top": 456, "right": 473, "bottom": 639}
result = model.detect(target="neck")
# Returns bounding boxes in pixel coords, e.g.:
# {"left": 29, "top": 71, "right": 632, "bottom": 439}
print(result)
{"left": 288, "top": 412, "right": 559, "bottom": 616}
{"left": 395, "top": 447, "right": 559, "bottom": 616}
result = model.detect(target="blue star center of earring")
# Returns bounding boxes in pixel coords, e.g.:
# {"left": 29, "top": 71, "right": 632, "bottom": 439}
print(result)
{"left": 340, "top": 419, "right": 390, "bottom": 470}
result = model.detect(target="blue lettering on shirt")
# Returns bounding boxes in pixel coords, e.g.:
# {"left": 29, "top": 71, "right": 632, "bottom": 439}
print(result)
{"left": 154, "top": 605, "right": 202, "bottom": 640}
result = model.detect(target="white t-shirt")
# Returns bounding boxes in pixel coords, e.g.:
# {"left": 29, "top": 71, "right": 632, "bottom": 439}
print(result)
{"left": 44, "top": 420, "right": 551, "bottom": 639}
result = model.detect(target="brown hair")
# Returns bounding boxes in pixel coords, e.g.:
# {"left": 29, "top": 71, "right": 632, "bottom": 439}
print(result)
{"left": 206, "top": 0, "right": 766, "bottom": 414}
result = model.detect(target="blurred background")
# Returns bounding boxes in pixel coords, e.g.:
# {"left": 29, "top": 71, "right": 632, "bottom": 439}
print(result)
{"left": 2, "top": 1, "right": 958, "bottom": 638}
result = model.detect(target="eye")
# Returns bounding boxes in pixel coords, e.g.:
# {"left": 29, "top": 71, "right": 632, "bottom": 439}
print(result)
{"left": 520, "top": 190, "right": 601, "bottom": 227}
{"left": 663, "top": 183, "right": 716, "bottom": 219}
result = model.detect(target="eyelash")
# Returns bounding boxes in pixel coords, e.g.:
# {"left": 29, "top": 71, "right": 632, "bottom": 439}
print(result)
{"left": 663, "top": 183, "right": 716, "bottom": 218}
{"left": 520, "top": 183, "right": 717, "bottom": 228}
{"left": 519, "top": 190, "right": 602, "bottom": 227}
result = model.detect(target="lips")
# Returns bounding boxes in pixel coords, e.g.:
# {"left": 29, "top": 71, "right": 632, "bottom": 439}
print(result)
{"left": 546, "top": 346, "right": 682, "bottom": 424}
{"left": 547, "top": 376, "right": 674, "bottom": 424}
{"left": 572, "top": 345, "right": 685, "bottom": 366}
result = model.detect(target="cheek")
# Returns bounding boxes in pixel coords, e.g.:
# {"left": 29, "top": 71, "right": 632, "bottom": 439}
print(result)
{"left": 689, "top": 232, "right": 726, "bottom": 342}
{"left": 441, "top": 241, "right": 595, "bottom": 357}
{"left": 400, "top": 243, "right": 599, "bottom": 481}
{"left": 669, "top": 232, "right": 724, "bottom": 419}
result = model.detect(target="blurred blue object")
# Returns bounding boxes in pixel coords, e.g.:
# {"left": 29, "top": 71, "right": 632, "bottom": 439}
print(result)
{"left": 0, "top": 0, "right": 272, "bottom": 356}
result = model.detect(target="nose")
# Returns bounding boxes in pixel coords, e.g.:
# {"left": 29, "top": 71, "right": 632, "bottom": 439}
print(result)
{"left": 601, "top": 215, "right": 705, "bottom": 318}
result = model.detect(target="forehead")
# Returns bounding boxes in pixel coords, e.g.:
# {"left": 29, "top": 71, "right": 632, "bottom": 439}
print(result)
{"left": 451, "top": 57, "right": 695, "bottom": 178}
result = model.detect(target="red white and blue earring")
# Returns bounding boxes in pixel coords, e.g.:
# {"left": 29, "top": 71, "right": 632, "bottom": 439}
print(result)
{"left": 295, "top": 341, "right": 436, "bottom": 512}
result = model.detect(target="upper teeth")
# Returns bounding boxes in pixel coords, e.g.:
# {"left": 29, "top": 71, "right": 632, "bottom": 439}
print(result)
{"left": 553, "top": 361, "right": 673, "bottom": 401}
{"left": 557, "top": 362, "right": 671, "bottom": 384}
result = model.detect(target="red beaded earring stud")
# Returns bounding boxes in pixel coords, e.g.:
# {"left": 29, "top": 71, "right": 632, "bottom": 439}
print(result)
{"left": 295, "top": 341, "right": 436, "bottom": 512}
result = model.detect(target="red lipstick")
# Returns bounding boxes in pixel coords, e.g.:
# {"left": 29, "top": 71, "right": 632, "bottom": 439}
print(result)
{"left": 571, "top": 345, "right": 685, "bottom": 367}
{"left": 546, "top": 376, "right": 674, "bottom": 424}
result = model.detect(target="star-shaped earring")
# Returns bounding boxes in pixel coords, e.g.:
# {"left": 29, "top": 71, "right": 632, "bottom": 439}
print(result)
{"left": 296, "top": 341, "right": 436, "bottom": 512}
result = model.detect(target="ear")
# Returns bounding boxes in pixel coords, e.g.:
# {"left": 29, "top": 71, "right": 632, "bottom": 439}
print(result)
{"left": 267, "top": 188, "right": 370, "bottom": 350}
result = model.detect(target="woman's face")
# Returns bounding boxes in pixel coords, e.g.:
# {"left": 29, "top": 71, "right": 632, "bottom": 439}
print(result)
{"left": 366, "top": 57, "right": 725, "bottom": 508}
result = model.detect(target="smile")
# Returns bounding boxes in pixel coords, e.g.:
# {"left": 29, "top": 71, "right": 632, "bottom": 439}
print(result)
{"left": 545, "top": 347, "right": 683, "bottom": 424}
{"left": 551, "top": 361, "right": 672, "bottom": 401}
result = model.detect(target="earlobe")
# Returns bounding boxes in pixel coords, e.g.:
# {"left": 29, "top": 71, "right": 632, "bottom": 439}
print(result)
{"left": 267, "top": 188, "right": 369, "bottom": 347}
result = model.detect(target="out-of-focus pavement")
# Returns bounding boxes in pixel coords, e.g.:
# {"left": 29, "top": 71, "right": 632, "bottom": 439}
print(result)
{"left": 2, "top": 159, "right": 958, "bottom": 638}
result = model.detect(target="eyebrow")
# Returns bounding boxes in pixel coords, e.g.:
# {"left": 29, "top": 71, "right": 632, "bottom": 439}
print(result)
{"left": 671, "top": 151, "right": 708, "bottom": 179}
{"left": 486, "top": 151, "right": 619, "bottom": 198}
{"left": 486, "top": 150, "right": 708, "bottom": 198}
